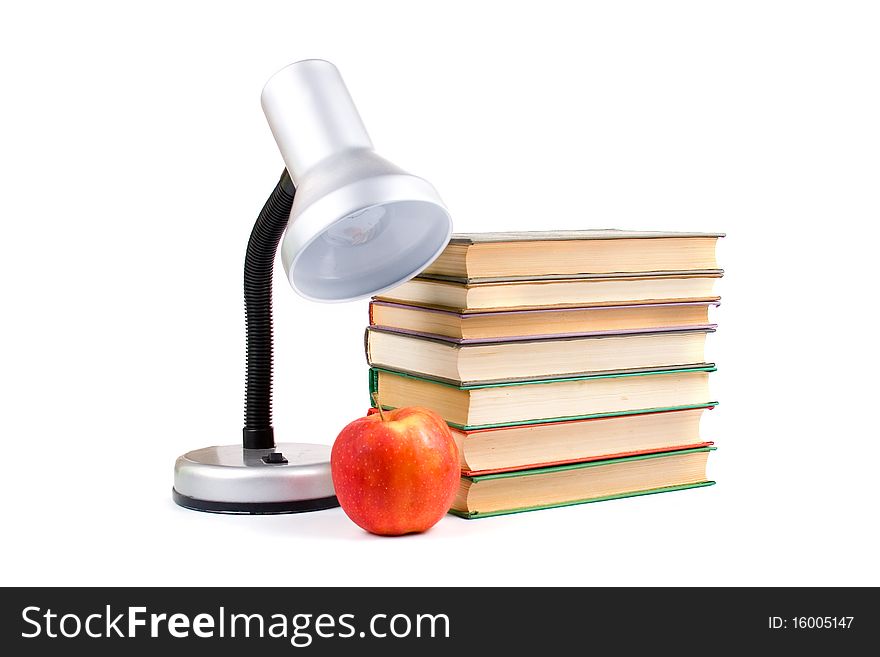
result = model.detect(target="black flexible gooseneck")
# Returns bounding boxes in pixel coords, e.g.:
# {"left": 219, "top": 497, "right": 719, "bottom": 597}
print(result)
{"left": 242, "top": 170, "right": 295, "bottom": 450}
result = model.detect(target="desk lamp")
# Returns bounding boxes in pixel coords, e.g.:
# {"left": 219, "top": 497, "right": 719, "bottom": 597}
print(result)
{"left": 172, "top": 60, "right": 453, "bottom": 513}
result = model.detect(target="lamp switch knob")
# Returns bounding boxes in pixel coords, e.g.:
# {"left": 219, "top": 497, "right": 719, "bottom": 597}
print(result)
{"left": 262, "top": 452, "right": 288, "bottom": 465}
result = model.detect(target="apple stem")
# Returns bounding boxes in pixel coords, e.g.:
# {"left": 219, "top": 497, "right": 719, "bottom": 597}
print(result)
{"left": 371, "top": 392, "right": 387, "bottom": 422}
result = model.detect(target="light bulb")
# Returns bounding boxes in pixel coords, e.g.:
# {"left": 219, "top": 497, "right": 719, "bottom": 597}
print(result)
{"left": 322, "top": 205, "right": 386, "bottom": 246}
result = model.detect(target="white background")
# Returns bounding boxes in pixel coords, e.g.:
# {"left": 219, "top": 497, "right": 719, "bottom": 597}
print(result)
{"left": 2, "top": 1, "right": 878, "bottom": 587}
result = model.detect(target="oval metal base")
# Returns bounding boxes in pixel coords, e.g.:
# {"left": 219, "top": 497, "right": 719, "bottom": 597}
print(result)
{"left": 172, "top": 442, "right": 339, "bottom": 515}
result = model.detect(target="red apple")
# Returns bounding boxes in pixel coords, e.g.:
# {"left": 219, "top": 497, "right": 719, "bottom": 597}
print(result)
{"left": 331, "top": 406, "right": 459, "bottom": 536}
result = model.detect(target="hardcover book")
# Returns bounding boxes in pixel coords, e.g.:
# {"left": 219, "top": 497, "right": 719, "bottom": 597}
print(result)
{"left": 423, "top": 230, "right": 724, "bottom": 281}
{"left": 366, "top": 326, "right": 714, "bottom": 386}
{"left": 369, "top": 299, "right": 719, "bottom": 342}
{"left": 367, "top": 405, "right": 715, "bottom": 475}
{"left": 375, "top": 272, "right": 722, "bottom": 312}
{"left": 449, "top": 406, "right": 715, "bottom": 475}
{"left": 369, "top": 366, "right": 716, "bottom": 430}
{"left": 451, "top": 446, "right": 716, "bottom": 518}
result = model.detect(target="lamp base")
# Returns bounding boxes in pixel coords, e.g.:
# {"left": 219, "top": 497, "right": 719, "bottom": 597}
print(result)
{"left": 172, "top": 442, "right": 338, "bottom": 514}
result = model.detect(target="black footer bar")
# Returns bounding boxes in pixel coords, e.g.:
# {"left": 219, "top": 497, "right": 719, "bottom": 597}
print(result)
{"left": 2, "top": 587, "right": 874, "bottom": 654}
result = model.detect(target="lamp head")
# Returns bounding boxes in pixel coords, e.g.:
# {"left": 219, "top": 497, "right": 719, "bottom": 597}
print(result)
{"left": 261, "top": 60, "right": 452, "bottom": 302}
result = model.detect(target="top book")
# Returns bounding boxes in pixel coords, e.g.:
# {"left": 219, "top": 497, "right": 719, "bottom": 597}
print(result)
{"left": 422, "top": 230, "right": 724, "bottom": 282}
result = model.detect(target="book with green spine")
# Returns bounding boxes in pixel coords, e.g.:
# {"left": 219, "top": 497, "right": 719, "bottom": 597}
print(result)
{"left": 451, "top": 447, "right": 716, "bottom": 518}
{"left": 369, "top": 366, "right": 716, "bottom": 431}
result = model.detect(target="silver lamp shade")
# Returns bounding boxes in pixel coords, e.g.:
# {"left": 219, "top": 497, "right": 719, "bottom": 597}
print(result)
{"left": 261, "top": 59, "right": 453, "bottom": 302}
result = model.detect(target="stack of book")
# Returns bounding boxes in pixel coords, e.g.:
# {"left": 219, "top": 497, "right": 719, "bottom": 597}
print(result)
{"left": 366, "top": 230, "right": 723, "bottom": 518}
